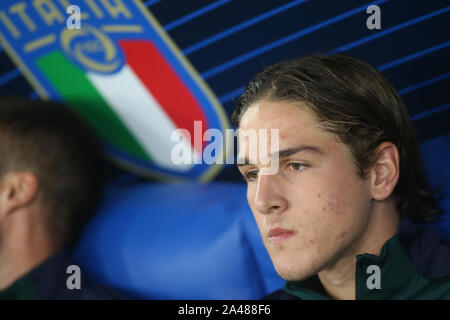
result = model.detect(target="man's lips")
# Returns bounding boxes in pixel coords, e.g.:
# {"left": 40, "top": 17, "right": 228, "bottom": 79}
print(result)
{"left": 267, "top": 228, "right": 296, "bottom": 243}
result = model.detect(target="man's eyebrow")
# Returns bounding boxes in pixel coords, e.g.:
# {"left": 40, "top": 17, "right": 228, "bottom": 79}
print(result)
{"left": 237, "top": 145, "right": 324, "bottom": 167}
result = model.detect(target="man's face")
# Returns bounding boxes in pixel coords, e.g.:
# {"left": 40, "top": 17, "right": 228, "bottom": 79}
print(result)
{"left": 237, "top": 100, "right": 373, "bottom": 281}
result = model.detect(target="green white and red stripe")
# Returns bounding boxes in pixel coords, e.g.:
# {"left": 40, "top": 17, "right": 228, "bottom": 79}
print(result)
{"left": 36, "top": 40, "right": 208, "bottom": 172}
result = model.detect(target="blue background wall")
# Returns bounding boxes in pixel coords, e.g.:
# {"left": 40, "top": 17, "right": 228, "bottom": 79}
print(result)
{"left": 1, "top": 1, "right": 448, "bottom": 164}
{"left": 5, "top": 0, "right": 447, "bottom": 182}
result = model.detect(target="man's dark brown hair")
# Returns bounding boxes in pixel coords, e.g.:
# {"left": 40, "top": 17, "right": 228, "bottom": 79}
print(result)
{"left": 0, "top": 97, "right": 105, "bottom": 246}
{"left": 232, "top": 53, "right": 441, "bottom": 224}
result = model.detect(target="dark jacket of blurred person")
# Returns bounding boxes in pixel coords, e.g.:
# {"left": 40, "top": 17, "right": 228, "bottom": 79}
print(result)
{"left": 0, "top": 97, "right": 120, "bottom": 299}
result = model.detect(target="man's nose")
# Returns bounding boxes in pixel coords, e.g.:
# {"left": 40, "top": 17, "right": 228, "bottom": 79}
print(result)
{"left": 253, "top": 174, "right": 288, "bottom": 215}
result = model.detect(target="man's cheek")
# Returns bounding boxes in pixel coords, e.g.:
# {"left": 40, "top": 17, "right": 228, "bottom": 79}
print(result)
{"left": 248, "top": 201, "right": 265, "bottom": 234}
{"left": 253, "top": 213, "right": 266, "bottom": 237}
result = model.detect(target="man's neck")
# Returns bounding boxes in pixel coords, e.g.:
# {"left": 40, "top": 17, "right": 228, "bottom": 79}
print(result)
{"left": 317, "top": 199, "right": 400, "bottom": 300}
{"left": 0, "top": 223, "right": 60, "bottom": 290}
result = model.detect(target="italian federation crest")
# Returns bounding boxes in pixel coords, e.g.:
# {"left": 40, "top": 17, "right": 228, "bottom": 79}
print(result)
{"left": 0, "top": 0, "right": 230, "bottom": 181}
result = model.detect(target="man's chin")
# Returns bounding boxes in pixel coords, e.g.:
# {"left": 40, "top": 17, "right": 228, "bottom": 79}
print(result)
{"left": 273, "top": 260, "right": 319, "bottom": 282}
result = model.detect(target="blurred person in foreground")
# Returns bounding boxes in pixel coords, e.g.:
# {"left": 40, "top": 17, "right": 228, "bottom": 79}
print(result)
{"left": 233, "top": 54, "right": 450, "bottom": 300}
{"left": 0, "top": 97, "right": 120, "bottom": 299}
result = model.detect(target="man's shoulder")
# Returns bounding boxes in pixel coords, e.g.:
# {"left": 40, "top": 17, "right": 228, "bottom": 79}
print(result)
{"left": 28, "top": 248, "right": 122, "bottom": 300}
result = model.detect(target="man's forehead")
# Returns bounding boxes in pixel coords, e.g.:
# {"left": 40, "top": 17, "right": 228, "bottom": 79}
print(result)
{"left": 236, "top": 127, "right": 326, "bottom": 163}
{"left": 236, "top": 100, "right": 335, "bottom": 160}
{"left": 239, "top": 100, "right": 321, "bottom": 133}
{"left": 237, "top": 119, "right": 320, "bottom": 149}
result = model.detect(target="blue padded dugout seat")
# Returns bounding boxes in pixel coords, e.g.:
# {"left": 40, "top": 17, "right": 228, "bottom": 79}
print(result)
{"left": 74, "top": 181, "right": 284, "bottom": 299}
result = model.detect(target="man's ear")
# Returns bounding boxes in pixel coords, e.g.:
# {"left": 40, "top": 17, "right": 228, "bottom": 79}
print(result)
{"left": 0, "top": 172, "right": 39, "bottom": 221}
{"left": 369, "top": 142, "right": 400, "bottom": 201}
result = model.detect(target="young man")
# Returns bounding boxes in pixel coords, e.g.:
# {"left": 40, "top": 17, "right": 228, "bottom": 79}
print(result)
{"left": 232, "top": 54, "right": 450, "bottom": 300}
{"left": 0, "top": 97, "right": 119, "bottom": 299}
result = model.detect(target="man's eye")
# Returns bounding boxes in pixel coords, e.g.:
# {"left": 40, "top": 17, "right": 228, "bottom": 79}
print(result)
{"left": 288, "top": 163, "right": 308, "bottom": 172}
{"left": 245, "top": 170, "right": 259, "bottom": 181}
